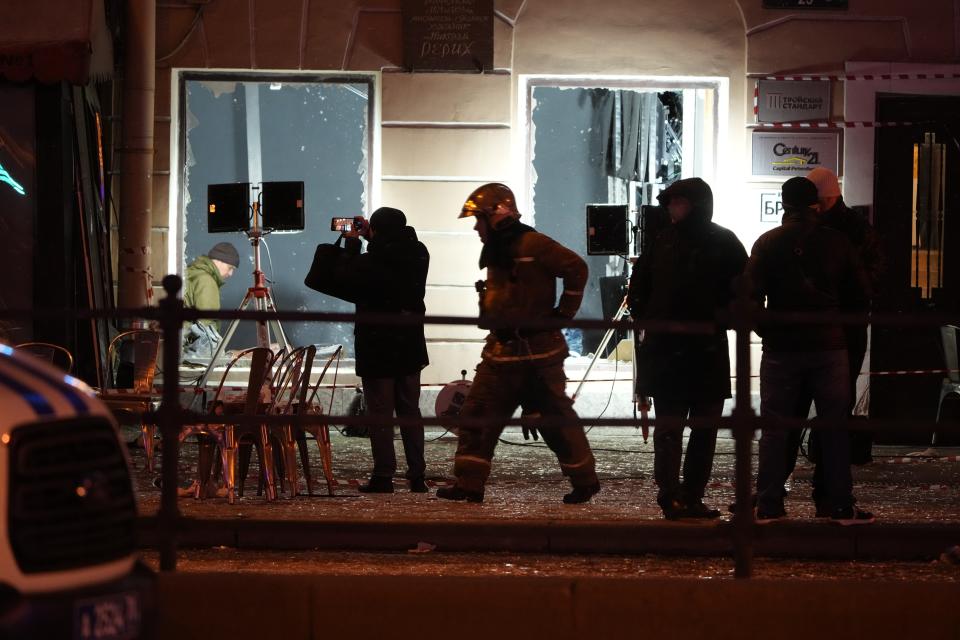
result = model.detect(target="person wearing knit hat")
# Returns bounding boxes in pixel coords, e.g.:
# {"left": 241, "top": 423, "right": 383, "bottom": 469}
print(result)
{"left": 182, "top": 241, "right": 241, "bottom": 365}
{"left": 180, "top": 241, "right": 242, "bottom": 498}
{"left": 207, "top": 241, "right": 240, "bottom": 270}
{"left": 776, "top": 167, "right": 886, "bottom": 483}
{"left": 780, "top": 176, "right": 820, "bottom": 210}
{"left": 745, "top": 175, "right": 875, "bottom": 525}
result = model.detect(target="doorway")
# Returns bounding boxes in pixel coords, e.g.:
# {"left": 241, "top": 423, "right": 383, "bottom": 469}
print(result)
{"left": 871, "top": 94, "right": 960, "bottom": 442}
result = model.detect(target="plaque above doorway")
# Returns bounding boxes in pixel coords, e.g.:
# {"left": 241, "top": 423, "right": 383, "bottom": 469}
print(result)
{"left": 402, "top": 0, "right": 494, "bottom": 72}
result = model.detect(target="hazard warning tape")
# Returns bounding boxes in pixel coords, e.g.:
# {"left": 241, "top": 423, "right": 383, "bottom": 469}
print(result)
{"left": 868, "top": 368, "right": 960, "bottom": 377}
{"left": 880, "top": 455, "right": 960, "bottom": 465}
{"left": 755, "top": 73, "right": 960, "bottom": 82}
{"left": 751, "top": 121, "right": 914, "bottom": 129}
{"left": 700, "top": 480, "right": 955, "bottom": 492}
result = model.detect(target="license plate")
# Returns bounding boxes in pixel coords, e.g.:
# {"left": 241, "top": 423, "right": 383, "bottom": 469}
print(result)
{"left": 74, "top": 591, "right": 141, "bottom": 640}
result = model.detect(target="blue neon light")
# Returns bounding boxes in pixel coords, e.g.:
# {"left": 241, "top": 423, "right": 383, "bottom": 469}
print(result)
{"left": 0, "top": 161, "right": 25, "bottom": 196}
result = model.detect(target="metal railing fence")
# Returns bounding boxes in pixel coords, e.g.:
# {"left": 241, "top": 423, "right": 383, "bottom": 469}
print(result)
{"left": 3, "top": 272, "right": 959, "bottom": 578}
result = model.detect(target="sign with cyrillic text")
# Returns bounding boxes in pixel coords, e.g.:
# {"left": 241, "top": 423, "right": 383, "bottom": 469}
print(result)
{"left": 760, "top": 192, "right": 783, "bottom": 222}
{"left": 403, "top": 0, "right": 494, "bottom": 72}
{"left": 758, "top": 79, "right": 831, "bottom": 123}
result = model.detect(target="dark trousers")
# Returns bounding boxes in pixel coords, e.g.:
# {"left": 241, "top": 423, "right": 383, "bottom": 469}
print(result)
{"left": 757, "top": 350, "right": 853, "bottom": 514}
{"left": 362, "top": 373, "right": 426, "bottom": 480}
{"left": 782, "top": 329, "right": 868, "bottom": 505}
{"left": 652, "top": 397, "right": 723, "bottom": 507}
{"left": 452, "top": 358, "right": 598, "bottom": 494}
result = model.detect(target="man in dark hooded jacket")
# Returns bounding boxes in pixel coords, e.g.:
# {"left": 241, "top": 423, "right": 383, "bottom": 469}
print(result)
{"left": 628, "top": 178, "right": 747, "bottom": 519}
{"left": 332, "top": 207, "right": 430, "bottom": 493}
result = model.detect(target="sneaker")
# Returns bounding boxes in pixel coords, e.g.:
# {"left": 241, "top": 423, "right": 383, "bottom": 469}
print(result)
{"left": 754, "top": 506, "right": 787, "bottom": 524}
{"left": 563, "top": 482, "right": 601, "bottom": 505}
{"left": 436, "top": 485, "right": 484, "bottom": 503}
{"left": 358, "top": 477, "right": 395, "bottom": 494}
{"left": 683, "top": 501, "right": 722, "bottom": 519}
{"left": 830, "top": 507, "right": 875, "bottom": 526}
{"left": 409, "top": 477, "right": 430, "bottom": 494}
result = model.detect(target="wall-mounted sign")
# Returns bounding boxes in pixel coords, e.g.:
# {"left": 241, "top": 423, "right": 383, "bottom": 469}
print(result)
{"left": 763, "top": 0, "right": 848, "bottom": 8}
{"left": 402, "top": 0, "right": 494, "bottom": 72}
{"left": 760, "top": 192, "right": 783, "bottom": 222}
{"left": 751, "top": 131, "right": 840, "bottom": 177}
{"left": 757, "top": 79, "right": 831, "bottom": 123}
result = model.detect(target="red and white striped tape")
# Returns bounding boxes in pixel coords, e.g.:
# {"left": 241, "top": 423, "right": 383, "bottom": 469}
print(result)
{"left": 881, "top": 455, "right": 960, "bottom": 465}
{"left": 752, "top": 121, "right": 913, "bottom": 129}
{"left": 757, "top": 73, "right": 960, "bottom": 82}
{"left": 867, "top": 368, "right": 959, "bottom": 377}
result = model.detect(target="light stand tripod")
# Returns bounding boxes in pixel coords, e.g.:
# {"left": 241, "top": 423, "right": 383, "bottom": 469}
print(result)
{"left": 193, "top": 189, "right": 290, "bottom": 396}
{"left": 571, "top": 226, "right": 650, "bottom": 439}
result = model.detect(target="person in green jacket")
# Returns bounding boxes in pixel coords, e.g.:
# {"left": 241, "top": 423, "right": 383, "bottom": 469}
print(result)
{"left": 182, "top": 242, "right": 239, "bottom": 364}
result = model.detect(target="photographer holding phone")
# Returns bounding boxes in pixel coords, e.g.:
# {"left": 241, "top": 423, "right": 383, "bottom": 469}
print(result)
{"left": 307, "top": 207, "right": 431, "bottom": 493}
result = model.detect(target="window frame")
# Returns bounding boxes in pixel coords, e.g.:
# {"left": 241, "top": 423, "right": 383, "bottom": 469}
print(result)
{"left": 518, "top": 74, "right": 727, "bottom": 223}
{"left": 169, "top": 69, "right": 379, "bottom": 276}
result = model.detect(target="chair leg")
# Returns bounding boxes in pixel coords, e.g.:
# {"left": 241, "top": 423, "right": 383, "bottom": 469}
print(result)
{"left": 273, "top": 437, "right": 286, "bottom": 495}
{"left": 221, "top": 427, "right": 237, "bottom": 504}
{"left": 318, "top": 424, "right": 335, "bottom": 496}
{"left": 296, "top": 429, "right": 313, "bottom": 496}
{"left": 141, "top": 422, "right": 156, "bottom": 473}
{"left": 281, "top": 426, "right": 299, "bottom": 498}
{"left": 259, "top": 424, "right": 278, "bottom": 501}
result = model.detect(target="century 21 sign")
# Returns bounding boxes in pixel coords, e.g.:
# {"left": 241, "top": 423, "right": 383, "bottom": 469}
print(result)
{"left": 751, "top": 131, "right": 840, "bottom": 177}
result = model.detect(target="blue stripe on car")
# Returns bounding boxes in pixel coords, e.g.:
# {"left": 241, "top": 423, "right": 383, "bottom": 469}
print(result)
{"left": 0, "top": 368, "right": 55, "bottom": 416}
{"left": 0, "top": 347, "right": 90, "bottom": 414}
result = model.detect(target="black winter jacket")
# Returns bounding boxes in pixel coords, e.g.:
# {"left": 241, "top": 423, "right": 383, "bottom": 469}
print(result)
{"left": 628, "top": 178, "right": 748, "bottom": 402}
{"left": 337, "top": 227, "right": 430, "bottom": 378}
{"left": 746, "top": 208, "right": 869, "bottom": 353}
{"left": 820, "top": 197, "right": 884, "bottom": 303}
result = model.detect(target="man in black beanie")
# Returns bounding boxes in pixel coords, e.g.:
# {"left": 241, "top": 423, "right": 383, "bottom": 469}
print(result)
{"left": 746, "top": 176, "right": 874, "bottom": 525}
{"left": 334, "top": 207, "right": 431, "bottom": 493}
{"left": 182, "top": 241, "right": 240, "bottom": 364}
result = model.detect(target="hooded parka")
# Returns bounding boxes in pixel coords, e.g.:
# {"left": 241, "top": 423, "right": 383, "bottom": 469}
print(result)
{"left": 628, "top": 178, "right": 748, "bottom": 403}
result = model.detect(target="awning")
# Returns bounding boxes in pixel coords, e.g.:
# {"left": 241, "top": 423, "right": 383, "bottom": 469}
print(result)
{"left": 0, "top": 0, "right": 113, "bottom": 85}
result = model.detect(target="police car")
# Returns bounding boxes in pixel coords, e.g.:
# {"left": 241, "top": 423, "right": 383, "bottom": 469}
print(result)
{"left": 0, "top": 344, "right": 154, "bottom": 639}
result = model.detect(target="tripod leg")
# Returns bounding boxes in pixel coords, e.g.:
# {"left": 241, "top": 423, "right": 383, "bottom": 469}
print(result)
{"left": 571, "top": 298, "right": 630, "bottom": 401}
{"left": 192, "top": 292, "right": 254, "bottom": 408}
{"left": 264, "top": 290, "right": 290, "bottom": 351}
{"left": 253, "top": 295, "right": 271, "bottom": 349}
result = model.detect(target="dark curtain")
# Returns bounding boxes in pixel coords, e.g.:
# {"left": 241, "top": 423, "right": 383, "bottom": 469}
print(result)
{"left": 592, "top": 90, "right": 663, "bottom": 183}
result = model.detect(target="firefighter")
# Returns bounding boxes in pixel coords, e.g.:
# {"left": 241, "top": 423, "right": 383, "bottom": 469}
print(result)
{"left": 436, "top": 183, "right": 601, "bottom": 504}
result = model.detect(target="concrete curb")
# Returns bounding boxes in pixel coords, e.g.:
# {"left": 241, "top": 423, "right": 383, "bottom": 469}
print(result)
{"left": 138, "top": 516, "right": 960, "bottom": 560}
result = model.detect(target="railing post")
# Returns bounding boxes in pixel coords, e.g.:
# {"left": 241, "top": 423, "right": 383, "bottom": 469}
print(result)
{"left": 158, "top": 275, "right": 183, "bottom": 571}
{"left": 730, "top": 274, "right": 757, "bottom": 578}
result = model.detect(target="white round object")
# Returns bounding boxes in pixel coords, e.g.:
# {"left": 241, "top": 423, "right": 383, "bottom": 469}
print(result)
{"left": 434, "top": 379, "right": 472, "bottom": 428}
